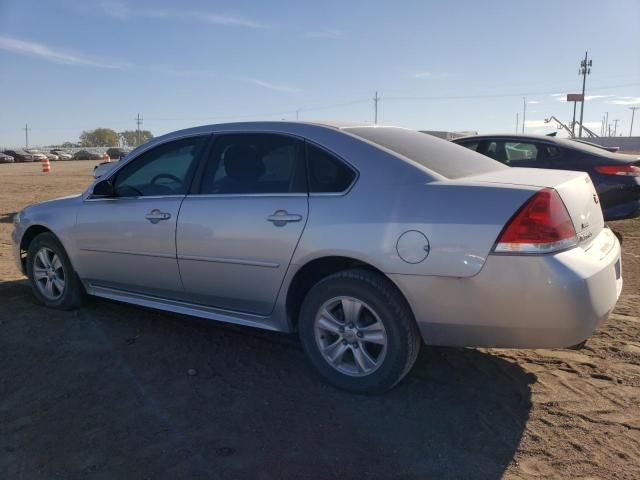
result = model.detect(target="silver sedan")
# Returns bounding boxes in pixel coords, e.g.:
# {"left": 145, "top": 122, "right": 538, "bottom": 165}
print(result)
{"left": 12, "top": 122, "right": 622, "bottom": 392}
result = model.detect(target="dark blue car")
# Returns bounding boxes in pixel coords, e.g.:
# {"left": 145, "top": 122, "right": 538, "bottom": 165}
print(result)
{"left": 452, "top": 134, "right": 640, "bottom": 221}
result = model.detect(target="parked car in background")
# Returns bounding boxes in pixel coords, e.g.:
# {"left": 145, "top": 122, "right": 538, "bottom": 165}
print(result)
{"left": 73, "top": 150, "right": 103, "bottom": 160}
{"left": 46, "top": 153, "right": 59, "bottom": 161}
{"left": 12, "top": 122, "right": 622, "bottom": 393}
{"left": 0, "top": 152, "right": 14, "bottom": 163}
{"left": 106, "top": 147, "right": 131, "bottom": 160}
{"left": 93, "top": 159, "right": 120, "bottom": 178}
{"left": 50, "top": 149, "right": 73, "bottom": 160}
{"left": 3, "top": 149, "right": 35, "bottom": 162}
{"left": 25, "top": 149, "right": 48, "bottom": 161}
{"left": 452, "top": 134, "right": 640, "bottom": 221}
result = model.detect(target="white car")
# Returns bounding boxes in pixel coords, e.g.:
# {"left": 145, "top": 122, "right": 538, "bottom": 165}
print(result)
{"left": 25, "top": 149, "right": 48, "bottom": 161}
{"left": 51, "top": 150, "right": 73, "bottom": 160}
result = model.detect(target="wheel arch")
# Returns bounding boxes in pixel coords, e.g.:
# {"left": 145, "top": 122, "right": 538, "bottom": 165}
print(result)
{"left": 19, "top": 225, "right": 75, "bottom": 275}
{"left": 285, "top": 255, "right": 416, "bottom": 332}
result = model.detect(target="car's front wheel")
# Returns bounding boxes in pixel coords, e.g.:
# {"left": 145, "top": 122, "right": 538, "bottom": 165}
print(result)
{"left": 26, "top": 232, "right": 84, "bottom": 309}
{"left": 299, "top": 269, "right": 421, "bottom": 393}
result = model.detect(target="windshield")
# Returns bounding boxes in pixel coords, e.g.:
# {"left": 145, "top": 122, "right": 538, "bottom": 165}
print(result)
{"left": 344, "top": 126, "right": 507, "bottom": 179}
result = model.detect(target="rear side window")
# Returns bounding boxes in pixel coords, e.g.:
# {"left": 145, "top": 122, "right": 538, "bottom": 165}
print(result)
{"left": 306, "top": 143, "right": 356, "bottom": 193}
{"left": 345, "top": 127, "right": 505, "bottom": 179}
{"left": 200, "top": 134, "right": 306, "bottom": 194}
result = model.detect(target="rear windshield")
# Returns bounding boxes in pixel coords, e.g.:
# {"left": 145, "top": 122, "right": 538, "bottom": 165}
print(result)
{"left": 557, "top": 138, "right": 640, "bottom": 162}
{"left": 344, "top": 127, "right": 506, "bottom": 179}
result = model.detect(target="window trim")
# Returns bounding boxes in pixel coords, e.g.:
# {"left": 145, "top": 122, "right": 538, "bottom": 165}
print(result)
{"left": 87, "top": 133, "right": 211, "bottom": 201}
{"left": 191, "top": 131, "right": 308, "bottom": 197}
{"left": 305, "top": 140, "right": 359, "bottom": 197}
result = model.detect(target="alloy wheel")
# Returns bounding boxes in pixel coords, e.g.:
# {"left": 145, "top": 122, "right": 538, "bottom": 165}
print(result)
{"left": 314, "top": 296, "right": 388, "bottom": 377}
{"left": 32, "top": 247, "right": 65, "bottom": 300}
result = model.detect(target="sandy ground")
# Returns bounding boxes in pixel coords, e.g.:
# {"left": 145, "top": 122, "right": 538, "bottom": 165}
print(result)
{"left": 0, "top": 161, "right": 638, "bottom": 479}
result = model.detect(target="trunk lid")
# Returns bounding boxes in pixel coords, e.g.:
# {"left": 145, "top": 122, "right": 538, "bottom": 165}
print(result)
{"left": 462, "top": 168, "right": 604, "bottom": 248}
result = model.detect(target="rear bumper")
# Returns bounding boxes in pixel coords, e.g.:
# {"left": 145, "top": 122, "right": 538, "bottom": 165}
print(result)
{"left": 603, "top": 198, "right": 640, "bottom": 221}
{"left": 391, "top": 228, "right": 622, "bottom": 348}
{"left": 600, "top": 179, "right": 640, "bottom": 220}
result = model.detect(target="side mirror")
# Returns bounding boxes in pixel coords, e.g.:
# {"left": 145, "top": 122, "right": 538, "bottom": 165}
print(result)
{"left": 93, "top": 179, "right": 115, "bottom": 197}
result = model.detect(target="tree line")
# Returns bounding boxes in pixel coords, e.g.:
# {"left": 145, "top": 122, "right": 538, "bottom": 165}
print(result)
{"left": 75, "top": 128, "right": 154, "bottom": 148}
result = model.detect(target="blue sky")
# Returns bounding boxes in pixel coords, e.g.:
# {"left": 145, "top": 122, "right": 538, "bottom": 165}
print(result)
{"left": 0, "top": 0, "right": 639, "bottom": 147}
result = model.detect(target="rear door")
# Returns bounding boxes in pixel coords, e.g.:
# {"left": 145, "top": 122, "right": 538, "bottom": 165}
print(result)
{"left": 176, "top": 133, "right": 308, "bottom": 315}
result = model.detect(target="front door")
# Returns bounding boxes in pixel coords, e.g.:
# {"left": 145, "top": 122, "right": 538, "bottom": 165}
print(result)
{"left": 176, "top": 133, "right": 308, "bottom": 315}
{"left": 74, "top": 135, "right": 208, "bottom": 298}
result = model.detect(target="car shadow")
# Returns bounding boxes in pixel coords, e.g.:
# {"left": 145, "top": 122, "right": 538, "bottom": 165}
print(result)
{"left": 0, "top": 212, "right": 16, "bottom": 223}
{"left": 1, "top": 280, "right": 534, "bottom": 480}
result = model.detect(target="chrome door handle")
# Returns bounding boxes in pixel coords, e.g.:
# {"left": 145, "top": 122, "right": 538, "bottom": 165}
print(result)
{"left": 145, "top": 209, "right": 171, "bottom": 224}
{"left": 267, "top": 210, "right": 303, "bottom": 226}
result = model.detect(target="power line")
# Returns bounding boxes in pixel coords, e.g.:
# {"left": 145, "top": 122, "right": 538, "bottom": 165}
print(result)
{"left": 382, "top": 82, "right": 639, "bottom": 102}
{"left": 136, "top": 82, "right": 639, "bottom": 124}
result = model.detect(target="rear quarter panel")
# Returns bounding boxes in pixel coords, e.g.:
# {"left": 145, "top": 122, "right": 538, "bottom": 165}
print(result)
{"left": 292, "top": 181, "right": 536, "bottom": 278}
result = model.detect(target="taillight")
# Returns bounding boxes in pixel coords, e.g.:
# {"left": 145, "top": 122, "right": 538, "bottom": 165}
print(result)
{"left": 594, "top": 165, "right": 640, "bottom": 176}
{"left": 494, "top": 188, "right": 577, "bottom": 254}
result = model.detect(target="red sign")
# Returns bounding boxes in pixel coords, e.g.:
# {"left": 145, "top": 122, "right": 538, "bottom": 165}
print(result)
{"left": 567, "top": 93, "right": 584, "bottom": 102}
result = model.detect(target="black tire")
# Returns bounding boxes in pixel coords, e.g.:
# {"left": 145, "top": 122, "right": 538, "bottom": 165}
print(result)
{"left": 298, "top": 269, "right": 421, "bottom": 394}
{"left": 26, "top": 232, "right": 84, "bottom": 309}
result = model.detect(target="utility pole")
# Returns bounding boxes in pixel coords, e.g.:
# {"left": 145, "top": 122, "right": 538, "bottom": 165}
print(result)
{"left": 516, "top": 112, "right": 519, "bottom": 133}
{"left": 373, "top": 91, "right": 379, "bottom": 124}
{"left": 135, "top": 113, "right": 143, "bottom": 146}
{"left": 613, "top": 119, "right": 620, "bottom": 137}
{"left": 24, "top": 123, "right": 30, "bottom": 148}
{"left": 605, "top": 112, "right": 609, "bottom": 137}
{"left": 296, "top": 109, "right": 300, "bottom": 121}
{"left": 630, "top": 106, "right": 638, "bottom": 136}
{"left": 578, "top": 51, "right": 592, "bottom": 138}
{"left": 522, "top": 97, "right": 526, "bottom": 134}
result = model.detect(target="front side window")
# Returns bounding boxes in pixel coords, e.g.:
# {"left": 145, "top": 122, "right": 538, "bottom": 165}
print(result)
{"left": 113, "top": 136, "right": 206, "bottom": 197}
{"left": 200, "top": 134, "right": 305, "bottom": 194}
{"left": 306, "top": 143, "right": 356, "bottom": 193}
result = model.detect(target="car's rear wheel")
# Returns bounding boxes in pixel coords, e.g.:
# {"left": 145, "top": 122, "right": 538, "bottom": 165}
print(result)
{"left": 26, "top": 232, "right": 84, "bottom": 309}
{"left": 299, "top": 269, "right": 421, "bottom": 393}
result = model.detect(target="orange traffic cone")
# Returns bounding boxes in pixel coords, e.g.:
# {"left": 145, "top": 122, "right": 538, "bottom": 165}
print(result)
{"left": 103, "top": 152, "right": 111, "bottom": 163}
{"left": 41, "top": 157, "right": 51, "bottom": 173}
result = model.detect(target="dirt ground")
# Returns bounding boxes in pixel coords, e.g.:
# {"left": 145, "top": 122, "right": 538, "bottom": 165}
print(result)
{"left": 1, "top": 161, "right": 639, "bottom": 479}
